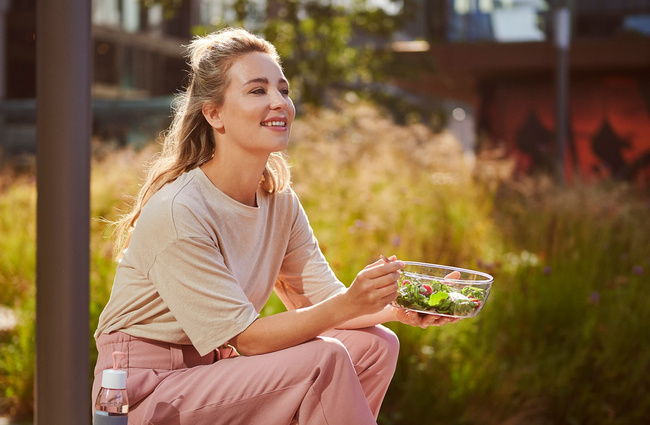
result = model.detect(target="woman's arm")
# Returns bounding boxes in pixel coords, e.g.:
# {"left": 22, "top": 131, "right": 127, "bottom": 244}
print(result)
{"left": 229, "top": 259, "right": 403, "bottom": 356}
{"left": 337, "top": 305, "right": 460, "bottom": 329}
{"left": 335, "top": 257, "right": 462, "bottom": 329}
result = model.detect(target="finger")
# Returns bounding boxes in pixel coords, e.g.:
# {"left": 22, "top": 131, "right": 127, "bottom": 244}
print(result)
{"left": 360, "top": 277, "right": 398, "bottom": 300}
{"left": 377, "top": 282, "right": 399, "bottom": 301}
{"left": 357, "top": 266, "right": 403, "bottom": 287}
{"left": 421, "top": 314, "right": 445, "bottom": 327}
{"left": 416, "top": 313, "right": 430, "bottom": 329}
{"left": 425, "top": 315, "right": 458, "bottom": 327}
{"left": 362, "top": 265, "right": 401, "bottom": 286}
{"left": 379, "top": 254, "right": 400, "bottom": 262}
{"left": 372, "top": 260, "right": 405, "bottom": 277}
{"left": 403, "top": 310, "right": 420, "bottom": 326}
{"left": 377, "top": 272, "right": 402, "bottom": 289}
{"left": 420, "top": 315, "right": 438, "bottom": 326}
{"left": 444, "top": 270, "right": 461, "bottom": 279}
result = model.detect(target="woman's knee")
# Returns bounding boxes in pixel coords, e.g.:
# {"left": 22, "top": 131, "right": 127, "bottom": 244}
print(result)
{"left": 325, "top": 325, "right": 400, "bottom": 372}
{"left": 311, "top": 336, "right": 352, "bottom": 362}
{"left": 364, "top": 325, "right": 400, "bottom": 366}
{"left": 374, "top": 325, "right": 400, "bottom": 353}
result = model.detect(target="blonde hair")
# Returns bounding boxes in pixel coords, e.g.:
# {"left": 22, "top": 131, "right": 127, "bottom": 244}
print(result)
{"left": 113, "top": 28, "right": 291, "bottom": 256}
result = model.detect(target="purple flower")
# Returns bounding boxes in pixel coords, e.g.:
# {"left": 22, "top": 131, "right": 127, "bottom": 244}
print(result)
{"left": 543, "top": 266, "right": 552, "bottom": 275}
{"left": 588, "top": 292, "right": 600, "bottom": 305}
{"left": 633, "top": 265, "right": 644, "bottom": 275}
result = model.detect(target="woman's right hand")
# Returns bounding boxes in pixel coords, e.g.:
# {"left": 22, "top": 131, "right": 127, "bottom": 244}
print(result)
{"left": 343, "top": 256, "right": 404, "bottom": 316}
{"left": 231, "top": 256, "right": 403, "bottom": 356}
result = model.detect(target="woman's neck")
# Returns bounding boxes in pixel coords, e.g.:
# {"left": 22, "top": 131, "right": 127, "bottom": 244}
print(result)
{"left": 199, "top": 154, "right": 266, "bottom": 207}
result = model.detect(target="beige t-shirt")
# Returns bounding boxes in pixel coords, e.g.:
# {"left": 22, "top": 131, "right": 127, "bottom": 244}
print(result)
{"left": 95, "top": 167, "right": 345, "bottom": 356}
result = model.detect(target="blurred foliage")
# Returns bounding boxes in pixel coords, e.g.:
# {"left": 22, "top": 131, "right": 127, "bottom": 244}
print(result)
{"left": 192, "top": 0, "right": 403, "bottom": 102}
{"left": 1, "top": 101, "right": 649, "bottom": 423}
{"left": 0, "top": 176, "right": 35, "bottom": 421}
{"left": 161, "top": 0, "right": 441, "bottom": 123}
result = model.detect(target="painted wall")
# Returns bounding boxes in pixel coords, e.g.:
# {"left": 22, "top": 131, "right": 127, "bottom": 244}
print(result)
{"left": 480, "top": 75, "right": 650, "bottom": 183}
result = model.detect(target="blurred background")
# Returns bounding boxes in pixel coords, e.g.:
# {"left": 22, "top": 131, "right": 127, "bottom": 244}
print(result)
{"left": 0, "top": 1, "right": 649, "bottom": 424}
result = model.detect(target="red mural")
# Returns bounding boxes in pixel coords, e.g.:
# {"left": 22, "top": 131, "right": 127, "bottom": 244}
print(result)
{"left": 482, "top": 76, "right": 650, "bottom": 184}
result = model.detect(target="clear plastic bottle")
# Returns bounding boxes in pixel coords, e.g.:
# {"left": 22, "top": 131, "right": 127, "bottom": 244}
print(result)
{"left": 94, "top": 352, "right": 129, "bottom": 425}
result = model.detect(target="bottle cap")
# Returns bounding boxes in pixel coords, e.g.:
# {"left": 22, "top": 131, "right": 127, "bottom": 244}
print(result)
{"left": 101, "top": 368, "right": 127, "bottom": 389}
{"left": 102, "top": 351, "right": 127, "bottom": 389}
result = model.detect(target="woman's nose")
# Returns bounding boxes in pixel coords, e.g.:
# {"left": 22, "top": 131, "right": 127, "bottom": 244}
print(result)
{"left": 270, "top": 90, "right": 289, "bottom": 110}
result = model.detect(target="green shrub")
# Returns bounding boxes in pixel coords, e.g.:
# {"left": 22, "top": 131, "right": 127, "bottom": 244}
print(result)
{"left": 0, "top": 176, "right": 35, "bottom": 421}
{"left": 0, "top": 102, "right": 648, "bottom": 424}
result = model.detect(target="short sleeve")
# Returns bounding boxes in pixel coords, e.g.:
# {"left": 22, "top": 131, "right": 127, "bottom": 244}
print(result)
{"left": 274, "top": 197, "right": 345, "bottom": 310}
{"left": 148, "top": 236, "right": 259, "bottom": 356}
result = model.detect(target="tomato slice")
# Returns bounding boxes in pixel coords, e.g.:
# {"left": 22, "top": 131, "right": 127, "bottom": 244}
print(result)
{"left": 420, "top": 284, "right": 433, "bottom": 295}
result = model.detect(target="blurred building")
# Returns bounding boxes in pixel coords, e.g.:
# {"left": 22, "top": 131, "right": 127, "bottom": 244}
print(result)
{"left": 0, "top": 0, "right": 275, "bottom": 152}
{"left": 2, "top": 0, "right": 649, "bottom": 183}
{"left": 395, "top": 0, "right": 650, "bottom": 183}
{"left": 3, "top": 0, "right": 196, "bottom": 99}
{"left": 0, "top": 0, "right": 198, "bottom": 152}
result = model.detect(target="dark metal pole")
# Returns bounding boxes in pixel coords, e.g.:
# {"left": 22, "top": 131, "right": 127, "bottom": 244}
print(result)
{"left": 554, "top": 2, "right": 571, "bottom": 184}
{"left": 36, "top": 0, "right": 91, "bottom": 423}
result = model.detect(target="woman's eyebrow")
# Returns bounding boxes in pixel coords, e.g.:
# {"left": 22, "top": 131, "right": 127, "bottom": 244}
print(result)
{"left": 243, "top": 77, "right": 289, "bottom": 87}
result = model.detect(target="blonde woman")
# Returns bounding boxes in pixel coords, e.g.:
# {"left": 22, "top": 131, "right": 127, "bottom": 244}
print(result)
{"left": 92, "top": 27, "right": 455, "bottom": 425}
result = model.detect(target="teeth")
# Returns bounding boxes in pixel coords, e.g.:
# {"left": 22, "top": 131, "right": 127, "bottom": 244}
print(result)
{"left": 262, "top": 121, "right": 285, "bottom": 127}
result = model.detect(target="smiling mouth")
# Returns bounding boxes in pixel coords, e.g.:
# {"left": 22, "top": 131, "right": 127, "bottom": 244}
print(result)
{"left": 260, "top": 120, "right": 287, "bottom": 128}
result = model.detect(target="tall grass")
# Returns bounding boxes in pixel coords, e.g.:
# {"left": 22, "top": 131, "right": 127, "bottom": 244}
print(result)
{"left": 0, "top": 101, "right": 648, "bottom": 424}
{"left": 288, "top": 104, "right": 502, "bottom": 277}
{"left": 469, "top": 179, "right": 650, "bottom": 425}
{"left": 0, "top": 174, "right": 35, "bottom": 420}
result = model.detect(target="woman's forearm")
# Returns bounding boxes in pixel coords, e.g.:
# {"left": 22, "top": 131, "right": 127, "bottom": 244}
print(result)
{"left": 336, "top": 305, "right": 397, "bottom": 329}
{"left": 231, "top": 259, "right": 403, "bottom": 356}
{"left": 230, "top": 291, "right": 357, "bottom": 356}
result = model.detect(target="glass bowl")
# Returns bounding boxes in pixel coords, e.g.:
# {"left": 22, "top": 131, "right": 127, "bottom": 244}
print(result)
{"left": 392, "top": 261, "right": 493, "bottom": 318}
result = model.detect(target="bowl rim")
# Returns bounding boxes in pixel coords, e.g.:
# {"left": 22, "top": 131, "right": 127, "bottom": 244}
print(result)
{"left": 401, "top": 261, "right": 494, "bottom": 285}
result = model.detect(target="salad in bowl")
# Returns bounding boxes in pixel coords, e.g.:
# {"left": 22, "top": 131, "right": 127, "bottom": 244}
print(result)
{"left": 392, "top": 261, "right": 493, "bottom": 318}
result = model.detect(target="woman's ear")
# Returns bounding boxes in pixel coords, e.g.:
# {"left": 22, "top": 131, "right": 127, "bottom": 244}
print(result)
{"left": 202, "top": 102, "right": 224, "bottom": 131}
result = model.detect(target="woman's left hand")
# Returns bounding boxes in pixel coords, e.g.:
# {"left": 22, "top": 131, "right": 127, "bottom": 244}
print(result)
{"left": 393, "top": 306, "right": 460, "bottom": 329}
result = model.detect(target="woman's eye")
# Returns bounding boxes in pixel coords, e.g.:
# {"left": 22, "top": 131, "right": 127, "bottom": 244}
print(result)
{"left": 251, "top": 88, "right": 266, "bottom": 95}
{"left": 281, "top": 88, "right": 290, "bottom": 95}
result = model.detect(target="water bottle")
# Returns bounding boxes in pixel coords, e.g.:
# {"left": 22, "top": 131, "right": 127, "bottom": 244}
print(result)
{"left": 93, "top": 351, "right": 129, "bottom": 425}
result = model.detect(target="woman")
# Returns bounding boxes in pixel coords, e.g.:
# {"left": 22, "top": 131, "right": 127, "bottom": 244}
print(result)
{"left": 93, "top": 27, "right": 456, "bottom": 425}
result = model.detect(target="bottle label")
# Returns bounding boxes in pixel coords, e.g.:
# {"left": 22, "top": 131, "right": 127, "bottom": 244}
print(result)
{"left": 94, "top": 411, "right": 128, "bottom": 425}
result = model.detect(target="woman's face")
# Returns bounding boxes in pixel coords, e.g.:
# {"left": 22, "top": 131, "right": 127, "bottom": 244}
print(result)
{"left": 209, "top": 51, "right": 295, "bottom": 157}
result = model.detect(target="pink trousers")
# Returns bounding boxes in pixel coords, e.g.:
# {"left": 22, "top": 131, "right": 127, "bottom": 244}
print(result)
{"left": 92, "top": 326, "right": 399, "bottom": 425}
